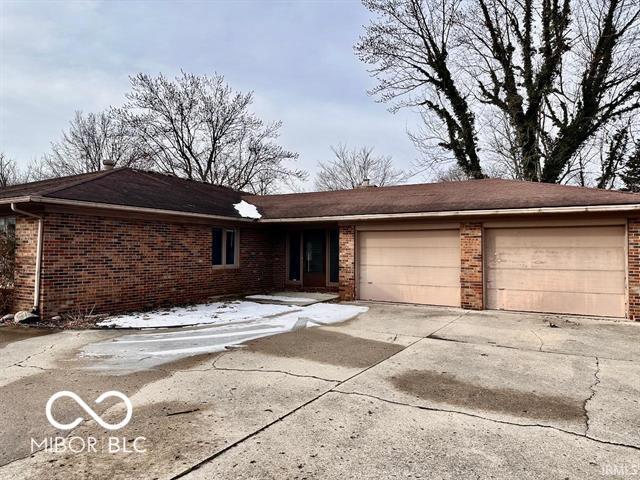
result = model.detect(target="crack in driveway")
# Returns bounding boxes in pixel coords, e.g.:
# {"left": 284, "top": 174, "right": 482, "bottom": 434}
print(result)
{"left": 5, "top": 308, "right": 637, "bottom": 478}
{"left": 8, "top": 344, "right": 55, "bottom": 369}
{"left": 329, "top": 390, "right": 640, "bottom": 452}
{"left": 530, "top": 329, "right": 544, "bottom": 352}
{"left": 421, "top": 333, "right": 637, "bottom": 363}
{"left": 168, "top": 311, "right": 468, "bottom": 479}
{"left": 209, "top": 353, "right": 342, "bottom": 383}
{"left": 583, "top": 356, "right": 601, "bottom": 435}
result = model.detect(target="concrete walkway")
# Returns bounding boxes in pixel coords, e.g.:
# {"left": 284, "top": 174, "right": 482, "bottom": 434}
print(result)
{"left": 0, "top": 303, "right": 638, "bottom": 479}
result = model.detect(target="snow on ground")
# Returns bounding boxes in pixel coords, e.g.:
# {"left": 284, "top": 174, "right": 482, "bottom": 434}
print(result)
{"left": 96, "top": 301, "right": 301, "bottom": 328}
{"left": 233, "top": 200, "right": 262, "bottom": 219}
{"left": 83, "top": 302, "right": 369, "bottom": 373}
{"left": 245, "top": 294, "right": 317, "bottom": 304}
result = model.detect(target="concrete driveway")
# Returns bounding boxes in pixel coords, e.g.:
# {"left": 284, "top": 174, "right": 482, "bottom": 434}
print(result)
{"left": 0, "top": 303, "right": 639, "bottom": 479}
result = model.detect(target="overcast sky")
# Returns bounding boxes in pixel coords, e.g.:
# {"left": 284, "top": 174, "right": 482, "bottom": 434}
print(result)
{"left": 0, "top": 0, "right": 423, "bottom": 189}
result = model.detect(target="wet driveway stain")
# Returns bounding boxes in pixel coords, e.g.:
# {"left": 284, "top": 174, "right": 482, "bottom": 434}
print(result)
{"left": 247, "top": 329, "right": 404, "bottom": 369}
{"left": 391, "top": 369, "right": 584, "bottom": 422}
{"left": 0, "top": 326, "right": 56, "bottom": 349}
{"left": 0, "top": 351, "right": 218, "bottom": 466}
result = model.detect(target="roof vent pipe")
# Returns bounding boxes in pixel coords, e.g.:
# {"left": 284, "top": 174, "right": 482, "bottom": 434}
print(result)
{"left": 103, "top": 159, "right": 115, "bottom": 170}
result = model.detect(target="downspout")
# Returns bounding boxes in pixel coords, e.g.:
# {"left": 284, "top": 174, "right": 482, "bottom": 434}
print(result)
{"left": 11, "top": 203, "right": 43, "bottom": 315}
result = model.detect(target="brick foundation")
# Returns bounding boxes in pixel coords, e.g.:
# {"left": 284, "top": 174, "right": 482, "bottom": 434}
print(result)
{"left": 338, "top": 224, "right": 356, "bottom": 301}
{"left": 37, "top": 212, "right": 280, "bottom": 318}
{"left": 628, "top": 218, "right": 640, "bottom": 320}
{"left": 460, "top": 222, "right": 483, "bottom": 310}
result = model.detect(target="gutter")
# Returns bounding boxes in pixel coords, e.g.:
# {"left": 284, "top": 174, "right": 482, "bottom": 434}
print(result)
{"left": 25, "top": 196, "right": 256, "bottom": 223}
{"left": 11, "top": 203, "right": 43, "bottom": 315}
{"left": 257, "top": 203, "right": 640, "bottom": 223}
{"left": 3, "top": 195, "right": 640, "bottom": 224}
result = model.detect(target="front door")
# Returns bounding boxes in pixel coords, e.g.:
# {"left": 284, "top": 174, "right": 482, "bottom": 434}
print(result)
{"left": 303, "top": 230, "right": 326, "bottom": 287}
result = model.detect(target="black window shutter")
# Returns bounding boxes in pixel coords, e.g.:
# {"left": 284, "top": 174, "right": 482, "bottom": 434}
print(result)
{"left": 212, "top": 228, "right": 223, "bottom": 265}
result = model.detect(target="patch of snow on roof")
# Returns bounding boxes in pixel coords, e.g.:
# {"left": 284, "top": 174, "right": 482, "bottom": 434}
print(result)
{"left": 234, "top": 200, "right": 262, "bottom": 219}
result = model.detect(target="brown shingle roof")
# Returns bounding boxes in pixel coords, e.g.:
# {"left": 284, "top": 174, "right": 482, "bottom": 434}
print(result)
{"left": 246, "top": 179, "right": 640, "bottom": 219}
{"left": 0, "top": 169, "right": 114, "bottom": 199}
{"left": 0, "top": 168, "right": 245, "bottom": 219}
{"left": 2, "top": 168, "right": 639, "bottom": 220}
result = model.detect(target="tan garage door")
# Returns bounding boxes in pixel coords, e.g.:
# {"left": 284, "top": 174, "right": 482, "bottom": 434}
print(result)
{"left": 358, "top": 229, "right": 460, "bottom": 306}
{"left": 485, "top": 226, "right": 626, "bottom": 317}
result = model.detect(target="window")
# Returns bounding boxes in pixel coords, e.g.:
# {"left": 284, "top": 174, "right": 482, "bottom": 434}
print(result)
{"left": 225, "top": 230, "right": 236, "bottom": 265}
{"left": 0, "top": 217, "right": 16, "bottom": 237}
{"left": 212, "top": 228, "right": 238, "bottom": 267}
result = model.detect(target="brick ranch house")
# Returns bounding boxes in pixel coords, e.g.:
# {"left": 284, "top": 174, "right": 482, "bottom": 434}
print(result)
{"left": 1, "top": 167, "right": 639, "bottom": 321}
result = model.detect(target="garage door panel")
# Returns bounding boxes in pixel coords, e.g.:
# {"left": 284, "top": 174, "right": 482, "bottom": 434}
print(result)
{"left": 485, "top": 226, "right": 625, "bottom": 318}
{"left": 486, "top": 288, "right": 625, "bottom": 318}
{"left": 486, "top": 247, "right": 625, "bottom": 271}
{"left": 487, "top": 226, "right": 625, "bottom": 248}
{"left": 359, "top": 246, "right": 460, "bottom": 268}
{"left": 360, "top": 283, "right": 460, "bottom": 307}
{"left": 360, "top": 265, "right": 460, "bottom": 288}
{"left": 359, "top": 229, "right": 459, "bottom": 248}
{"left": 486, "top": 269, "right": 625, "bottom": 295}
{"left": 358, "top": 229, "right": 460, "bottom": 306}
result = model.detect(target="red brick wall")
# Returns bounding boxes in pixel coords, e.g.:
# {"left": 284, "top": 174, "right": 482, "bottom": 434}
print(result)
{"left": 13, "top": 215, "right": 39, "bottom": 313}
{"left": 338, "top": 225, "right": 356, "bottom": 301}
{"left": 628, "top": 218, "right": 640, "bottom": 320}
{"left": 271, "top": 229, "right": 287, "bottom": 291}
{"left": 39, "top": 212, "right": 279, "bottom": 318}
{"left": 460, "top": 222, "right": 483, "bottom": 310}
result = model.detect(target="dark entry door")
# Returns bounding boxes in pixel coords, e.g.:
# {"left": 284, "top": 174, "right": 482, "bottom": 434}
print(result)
{"left": 303, "top": 230, "right": 326, "bottom": 287}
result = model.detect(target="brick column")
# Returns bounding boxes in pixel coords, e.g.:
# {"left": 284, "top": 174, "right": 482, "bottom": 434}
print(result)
{"left": 271, "top": 229, "right": 287, "bottom": 290}
{"left": 460, "top": 222, "right": 483, "bottom": 310}
{"left": 338, "top": 224, "right": 356, "bottom": 301}
{"left": 13, "top": 215, "right": 39, "bottom": 313}
{"left": 628, "top": 219, "right": 640, "bottom": 320}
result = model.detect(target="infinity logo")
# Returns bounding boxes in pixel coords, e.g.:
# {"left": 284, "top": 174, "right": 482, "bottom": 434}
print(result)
{"left": 45, "top": 391, "right": 133, "bottom": 431}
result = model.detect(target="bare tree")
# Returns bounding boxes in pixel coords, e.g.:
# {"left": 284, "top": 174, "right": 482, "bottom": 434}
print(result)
{"left": 21, "top": 158, "right": 51, "bottom": 183}
{"left": 356, "top": 0, "right": 640, "bottom": 185}
{"left": 357, "top": 0, "right": 484, "bottom": 179}
{"left": 435, "top": 164, "right": 471, "bottom": 182}
{"left": 41, "top": 110, "right": 147, "bottom": 177}
{"left": 315, "top": 144, "right": 409, "bottom": 190}
{"left": 595, "top": 125, "right": 632, "bottom": 188}
{"left": 118, "top": 72, "right": 305, "bottom": 194}
{"left": 0, "top": 153, "right": 20, "bottom": 187}
{"left": 619, "top": 137, "right": 640, "bottom": 191}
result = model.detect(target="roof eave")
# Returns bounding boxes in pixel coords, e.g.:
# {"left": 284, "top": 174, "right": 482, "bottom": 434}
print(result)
{"left": 4, "top": 195, "right": 639, "bottom": 223}
{"left": 10, "top": 195, "right": 256, "bottom": 222}
{"left": 257, "top": 203, "right": 640, "bottom": 223}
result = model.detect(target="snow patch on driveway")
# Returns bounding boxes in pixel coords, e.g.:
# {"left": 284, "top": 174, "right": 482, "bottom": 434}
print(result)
{"left": 83, "top": 303, "right": 368, "bottom": 372}
{"left": 97, "top": 301, "right": 301, "bottom": 329}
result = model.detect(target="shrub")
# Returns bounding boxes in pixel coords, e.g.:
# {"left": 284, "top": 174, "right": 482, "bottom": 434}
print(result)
{"left": 0, "top": 233, "right": 16, "bottom": 314}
